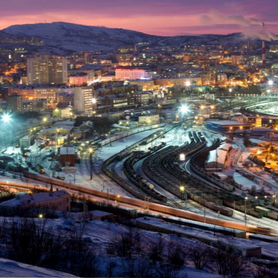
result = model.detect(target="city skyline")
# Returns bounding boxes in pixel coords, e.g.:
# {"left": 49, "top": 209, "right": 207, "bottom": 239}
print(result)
{"left": 1, "top": 0, "right": 276, "bottom": 36}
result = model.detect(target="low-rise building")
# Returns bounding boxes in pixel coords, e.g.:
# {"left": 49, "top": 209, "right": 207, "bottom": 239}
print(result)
{"left": 0, "top": 190, "right": 71, "bottom": 212}
{"left": 59, "top": 146, "right": 77, "bottom": 166}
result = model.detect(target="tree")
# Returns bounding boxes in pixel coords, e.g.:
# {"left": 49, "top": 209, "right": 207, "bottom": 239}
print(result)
{"left": 148, "top": 236, "right": 165, "bottom": 264}
{"left": 167, "top": 243, "right": 185, "bottom": 270}
{"left": 213, "top": 241, "right": 245, "bottom": 276}
{"left": 189, "top": 246, "right": 210, "bottom": 270}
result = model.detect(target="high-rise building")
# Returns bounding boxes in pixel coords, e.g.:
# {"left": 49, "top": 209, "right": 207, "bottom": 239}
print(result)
{"left": 7, "top": 95, "right": 23, "bottom": 112}
{"left": 27, "top": 55, "right": 68, "bottom": 85}
{"left": 73, "top": 87, "right": 94, "bottom": 115}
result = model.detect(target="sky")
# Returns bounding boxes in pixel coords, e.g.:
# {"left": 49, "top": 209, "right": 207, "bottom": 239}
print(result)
{"left": 0, "top": 0, "right": 276, "bottom": 36}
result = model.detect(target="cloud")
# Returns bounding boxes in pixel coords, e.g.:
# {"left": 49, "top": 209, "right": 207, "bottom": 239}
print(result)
{"left": 0, "top": 1, "right": 276, "bottom": 36}
{"left": 201, "top": 11, "right": 276, "bottom": 40}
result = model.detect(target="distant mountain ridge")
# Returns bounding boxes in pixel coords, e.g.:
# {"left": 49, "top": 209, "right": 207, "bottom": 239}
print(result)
{"left": 2, "top": 22, "right": 250, "bottom": 55}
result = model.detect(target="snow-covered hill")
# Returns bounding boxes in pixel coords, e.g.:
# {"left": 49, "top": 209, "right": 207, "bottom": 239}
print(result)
{"left": 2, "top": 22, "right": 249, "bottom": 54}
{"left": 3, "top": 22, "right": 155, "bottom": 54}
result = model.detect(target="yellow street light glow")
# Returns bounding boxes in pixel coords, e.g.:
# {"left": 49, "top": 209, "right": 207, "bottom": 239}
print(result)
{"left": 179, "top": 185, "right": 185, "bottom": 193}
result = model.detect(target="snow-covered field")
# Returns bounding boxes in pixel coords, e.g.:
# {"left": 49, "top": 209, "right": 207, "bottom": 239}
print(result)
{"left": 0, "top": 210, "right": 276, "bottom": 277}
{"left": 0, "top": 258, "right": 76, "bottom": 277}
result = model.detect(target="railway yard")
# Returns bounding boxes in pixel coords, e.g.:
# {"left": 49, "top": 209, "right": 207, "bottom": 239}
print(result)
{"left": 0, "top": 99, "right": 277, "bottom": 277}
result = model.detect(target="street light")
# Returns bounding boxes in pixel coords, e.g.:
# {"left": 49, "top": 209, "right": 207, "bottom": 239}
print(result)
{"left": 1, "top": 113, "right": 12, "bottom": 124}
{"left": 268, "top": 79, "right": 274, "bottom": 86}
{"left": 185, "top": 80, "right": 191, "bottom": 87}
{"left": 179, "top": 104, "right": 190, "bottom": 115}
{"left": 272, "top": 194, "right": 277, "bottom": 206}
{"left": 179, "top": 185, "right": 186, "bottom": 202}
{"left": 88, "top": 147, "right": 94, "bottom": 180}
{"left": 115, "top": 194, "right": 121, "bottom": 205}
{"left": 42, "top": 117, "right": 48, "bottom": 124}
{"left": 244, "top": 196, "right": 248, "bottom": 226}
{"left": 179, "top": 185, "right": 185, "bottom": 193}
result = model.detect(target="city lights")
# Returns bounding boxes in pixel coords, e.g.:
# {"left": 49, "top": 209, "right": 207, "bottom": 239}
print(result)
{"left": 185, "top": 79, "right": 191, "bottom": 87}
{"left": 1, "top": 113, "right": 12, "bottom": 124}
{"left": 268, "top": 79, "right": 274, "bottom": 86}
{"left": 0, "top": 1, "right": 276, "bottom": 276}
{"left": 179, "top": 104, "right": 190, "bottom": 115}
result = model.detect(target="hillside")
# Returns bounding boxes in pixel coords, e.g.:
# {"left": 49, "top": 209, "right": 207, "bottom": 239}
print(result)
{"left": 2, "top": 22, "right": 248, "bottom": 55}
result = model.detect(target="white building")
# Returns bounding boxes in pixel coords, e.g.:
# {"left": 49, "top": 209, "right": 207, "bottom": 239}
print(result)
{"left": 73, "top": 87, "right": 94, "bottom": 115}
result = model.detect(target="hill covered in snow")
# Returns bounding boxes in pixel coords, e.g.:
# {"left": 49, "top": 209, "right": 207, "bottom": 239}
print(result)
{"left": 2, "top": 22, "right": 249, "bottom": 55}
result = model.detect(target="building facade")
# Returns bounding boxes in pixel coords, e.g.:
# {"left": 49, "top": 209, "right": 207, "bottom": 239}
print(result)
{"left": 27, "top": 55, "right": 68, "bottom": 85}
{"left": 73, "top": 87, "right": 94, "bottom": 115}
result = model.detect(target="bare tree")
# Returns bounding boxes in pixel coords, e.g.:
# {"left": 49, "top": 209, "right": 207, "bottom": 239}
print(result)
{"left": 148, "top": 236, "right": 165, "bottom": 264}
{"left": 213, "top": 241, "right": 245, "bottom": 276}
{"left": 255, "top": 266, "right": 278, "bottom": 278}
{"left": 189, "top": 245, "right": 210, "bottom": 270}
{"left": 107, "top": 227, "right": 138, "bottom": 258}
{"left": 156, "top": 264, "right": 180, "bottom": 278}
{"left": 167, "top": 243, "right": 185, "bottom": 270}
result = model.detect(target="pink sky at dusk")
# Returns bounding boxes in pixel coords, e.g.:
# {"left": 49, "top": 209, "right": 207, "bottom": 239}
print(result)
{"left": 0, "top": 0, "right": 276, "bottom": 36}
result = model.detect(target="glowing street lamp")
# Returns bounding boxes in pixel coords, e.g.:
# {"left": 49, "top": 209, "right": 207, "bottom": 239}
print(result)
{"left": 179, "top": 185, "right": 185, "bottom": 199}
{"left": 268, "top": 79, "right": 274, "bottom": 86}
{"left": 185, "top": 80, "right": 191, "bottom": 87}
{"left": 244, "top": 196, "right": 248, "bottom": 226}
{"left": 88, "top": 147, "right": 94, "bottom": 180}
{"left": 179, "top": 104, "right": 190, "bottom": 115}
{"left": 1, "top": 113, "right": 12, "bottom": 124}
{"left": 42, "top": 117, "right": 48, "bottom": 124}
{"left": 179, "top": 184, "right": 187, "bottom": 207}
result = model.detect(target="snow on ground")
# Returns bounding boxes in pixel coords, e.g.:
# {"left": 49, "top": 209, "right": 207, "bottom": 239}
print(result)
{"left": 0, "top": 258, "right": 76, "bottom": 277}
{"left": 233, "top": 172, "right": 258, "bottom": 191}
{"left": 42, "top": 215, "right": 225, "bottom": 277}
{"left": 134, "top": 216, "right": 278, "bottom": 259}
{"left": 73, "top": 129, "right": 161, "bottom": 195}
